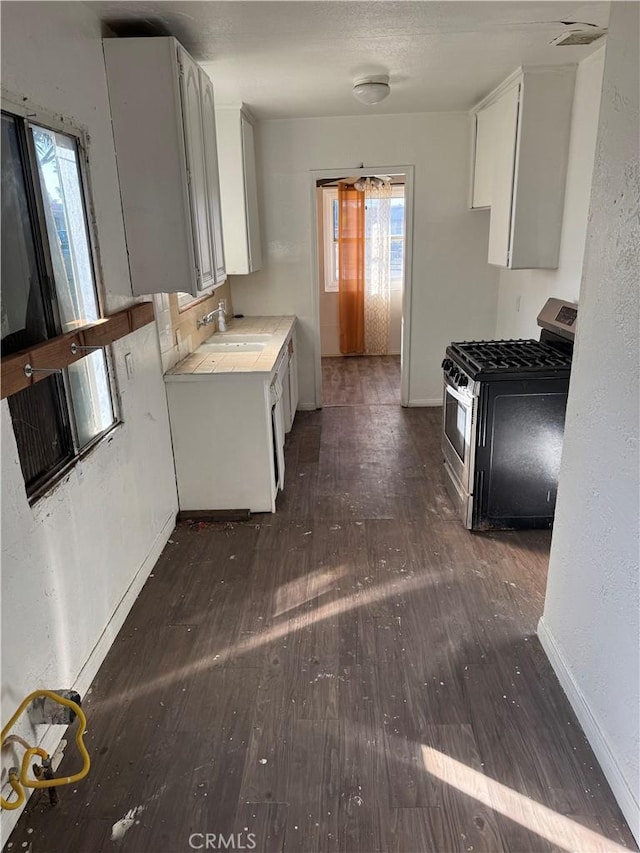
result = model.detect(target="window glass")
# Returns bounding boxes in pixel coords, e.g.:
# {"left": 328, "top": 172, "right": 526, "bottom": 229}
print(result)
{"left": 2, "top": 112, "right": 117, "bottom": 499}
{"left": 8, "top": 376, "right": 73, "bottom": 490}
{"left": 1, "top": 114, "right": 49, "bottom": 354}
{"left": 31, "top": 125, "right": 100, "bottom": 331}
{"left": 31, "top": 123, "right": 115, "bottom": 451}
{"left": 68, "top": 350, "right": 115, "bottom": 447}
{"left": 364, "top": 192, "right": 405, "bottom": 288}
{"left": 390, "top": 197, "right": 405, "bottom": 237}
{"left": 390, "top": 197, "right": 405, "bottom": 283}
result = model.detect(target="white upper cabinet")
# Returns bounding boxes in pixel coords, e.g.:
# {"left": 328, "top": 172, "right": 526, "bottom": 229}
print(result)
{"left": 103, "top": 37, "right": 226, "bottom": 296}
{"left": 470, "top": 98, "right": 502, "bottom": 209}
{"left": 470, "top": 66, "right": 576, "bottom": 269}
{"left": 199, "top": 69, "right": 226, "bottom": 285}
{"left": 487, "top": 83, "right": 521, "bottom": 267}
{"left": 215, "top": 106, "right": 263, "bottom": 275}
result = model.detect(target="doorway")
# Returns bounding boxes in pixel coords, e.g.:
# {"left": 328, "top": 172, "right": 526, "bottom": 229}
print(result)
{"left": 310, "top": 166, "right": 414, "bottom": 409}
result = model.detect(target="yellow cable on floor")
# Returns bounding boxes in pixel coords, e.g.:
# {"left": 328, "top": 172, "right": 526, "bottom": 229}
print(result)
{"left": 1, "top": 689, "right": 90, "bottom": 810}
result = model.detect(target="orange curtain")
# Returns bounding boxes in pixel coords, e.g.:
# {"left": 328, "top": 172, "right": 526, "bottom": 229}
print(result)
{"left": 338, "top": 182, "right": 365, "bottom": 354}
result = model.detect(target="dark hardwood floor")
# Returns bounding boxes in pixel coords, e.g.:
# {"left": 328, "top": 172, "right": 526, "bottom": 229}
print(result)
{"left": 9, "top": 360, "right": 636, "bottom": 853}
{"left": 322, "top": 356, "right": 401, "bottom": 406}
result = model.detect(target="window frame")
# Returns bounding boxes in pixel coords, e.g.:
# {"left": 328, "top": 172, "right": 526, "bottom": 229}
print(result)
{"left": 2, "top": 96, "right": 121, "bottom": 502}
{"left": 322, "top": 188, "right": 339, "bottom": 293}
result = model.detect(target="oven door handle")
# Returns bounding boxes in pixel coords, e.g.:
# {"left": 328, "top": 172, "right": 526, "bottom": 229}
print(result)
{"left": 444, "top": 380, "right": 473, "bottom": 407}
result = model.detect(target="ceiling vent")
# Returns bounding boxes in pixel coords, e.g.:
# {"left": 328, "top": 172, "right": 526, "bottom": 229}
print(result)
{"left": 551, "top": 28, "right": 607, "bottom": 46}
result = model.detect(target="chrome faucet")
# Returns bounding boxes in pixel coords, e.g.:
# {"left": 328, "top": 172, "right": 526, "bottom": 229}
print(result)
{"left": 196, "top": 311, "right": 217, "bottom": 330}
{"left": 213, "top": 304, "right": 227, "bottom": 332}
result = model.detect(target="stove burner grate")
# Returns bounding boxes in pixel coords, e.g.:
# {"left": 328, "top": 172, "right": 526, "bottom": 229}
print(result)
{"left": 450, "top": 339, "right": 572, "bottom": 375}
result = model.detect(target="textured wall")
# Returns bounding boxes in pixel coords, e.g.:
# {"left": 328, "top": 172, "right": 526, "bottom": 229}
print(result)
{"left": 495, "top": 46, "right": 606, "bottom": 338}
{"left": 538, "top": 2, "right": 640, "bottom": 841}
{"left": 0, "top": 3, "right": 178, "bottom": 841}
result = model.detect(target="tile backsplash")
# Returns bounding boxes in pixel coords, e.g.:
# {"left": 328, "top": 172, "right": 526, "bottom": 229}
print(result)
{"left": 154, "top": 282, "right": 233, "bottom": 373}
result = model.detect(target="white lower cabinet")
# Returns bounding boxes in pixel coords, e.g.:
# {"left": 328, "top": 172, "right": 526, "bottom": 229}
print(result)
{"left": 286, "top": 337, "right": 298, "bottom": 433}
{"left": 166, "top": 373, "right": 280, "bottom": 512}
{"left": 165, "top": 333, "right": 297, "bottom": 513}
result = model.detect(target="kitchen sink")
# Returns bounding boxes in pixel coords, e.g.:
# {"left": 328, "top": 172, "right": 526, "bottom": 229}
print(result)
{"left": 216, "top": 334, "right": 272, "bottom": 343}
{"left": 198, "top": 340, "right": 267, "bottom": 353}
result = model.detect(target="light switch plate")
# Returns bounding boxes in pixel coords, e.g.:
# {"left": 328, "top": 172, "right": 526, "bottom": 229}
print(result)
{"left": 125, "top": 351, "right": 135, "bottom": 380}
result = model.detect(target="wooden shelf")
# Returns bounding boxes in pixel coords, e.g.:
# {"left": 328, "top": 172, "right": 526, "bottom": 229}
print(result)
{"left": 1, "top": 301, "right": 155, "bottom": 400}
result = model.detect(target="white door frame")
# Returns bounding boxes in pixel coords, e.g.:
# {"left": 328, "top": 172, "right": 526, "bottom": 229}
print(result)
{"left": 309, "top": 165, "right": 415, "bottom": 409}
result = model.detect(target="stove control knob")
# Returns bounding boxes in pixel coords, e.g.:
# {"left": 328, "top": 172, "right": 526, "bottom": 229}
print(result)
{"left": 441, "top": 358, "right": 452, "bottom": 371}
{"left": 458, "top": 374, "right": 468, "bottom": 387}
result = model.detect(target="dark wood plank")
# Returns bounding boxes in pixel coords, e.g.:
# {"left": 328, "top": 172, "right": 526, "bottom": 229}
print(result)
{"left": 322, "top": 355, "right": 400, "bottom": 407}
{"left": 234, "top": 802, "right": 288, "bottom": 853}
{"left": 286, "top": 719, "right": 341, "bottom": 852}
{"left": 1, "top": 303, "right": 154, "bottom": 399}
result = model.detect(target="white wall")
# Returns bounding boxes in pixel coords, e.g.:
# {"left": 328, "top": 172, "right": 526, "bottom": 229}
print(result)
{"left": 495, "top": 47, "right": 606, "bottom": 338}
{"left": 538, "top": 2, "right": 639, "bottom": 841}
{"left": 0, "top": 3, "right": 178, "bottom": 842}
{"left": 230, "top": 112, "right": 499, "bottom": 406}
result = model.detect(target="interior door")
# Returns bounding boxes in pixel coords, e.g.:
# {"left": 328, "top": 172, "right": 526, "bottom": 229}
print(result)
{"left": 199, "top": 68, "right": 226, "bottom": 285}
{"left": 178, "top": 47, "right": 214, "bottom": 289}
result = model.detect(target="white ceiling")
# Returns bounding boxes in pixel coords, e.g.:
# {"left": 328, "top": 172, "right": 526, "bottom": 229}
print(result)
{"left": 90, "top": 1, "right": 610, "bottom": 119}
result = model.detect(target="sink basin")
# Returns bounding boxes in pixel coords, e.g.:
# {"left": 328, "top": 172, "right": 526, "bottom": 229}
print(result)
{"left": 216, "top": 333, "right": 272, "bottom": 343}
{"left": 198, "top": 340, "right": 266, "bottom": 353}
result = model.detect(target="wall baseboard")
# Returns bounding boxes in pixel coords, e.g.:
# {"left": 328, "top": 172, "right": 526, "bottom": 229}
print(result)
{"left": 406, "top": 398, "right": 442, "bottom": 407}
{"left": 538, "top": 617, "right": 640, "bottom": 843}
{"left": 0, "top": 511, "right": 176, "bottom": 847}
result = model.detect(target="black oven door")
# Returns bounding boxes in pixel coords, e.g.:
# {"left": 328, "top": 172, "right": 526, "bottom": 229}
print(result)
{"left": 442, "top": 378, "right": 475, "bottom": 491}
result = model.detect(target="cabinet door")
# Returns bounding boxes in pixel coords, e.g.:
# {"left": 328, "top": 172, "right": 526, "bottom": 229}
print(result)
{"left": 178, "top": 47, "right": 215, "bottom": 289}
{"left": 288, "top": 339, "right": 298, "bottom": 429}
{"left": 200, "top": 69, "right": 226, "bottom": 285}
{"left": 487, "top": 84, "right": 520, "bottom": 267}
{"left": 241, "top": 114, "right": 262, "bottom": 272}
{"left": 282, "top": 360, "right": 292, "bottom": 434}
{"left": 472, "top": 99, "right": 501, "bottom": 208}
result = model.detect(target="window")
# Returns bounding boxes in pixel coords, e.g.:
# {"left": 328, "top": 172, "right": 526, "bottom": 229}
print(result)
{"left": 389, "top": 192, "right": 405, "bottom": 286}
{"left": 322, "top": 185, "right": 405, "bottom": 293}
{"left": 322, "top": 189, "right": 339, "bottom": 292}
{"left": 1, "top": 109, "right": 117, "bottom": 499}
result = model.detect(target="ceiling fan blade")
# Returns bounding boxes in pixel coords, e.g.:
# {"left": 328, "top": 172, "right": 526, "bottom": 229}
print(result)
{"left": 316, "top": 176, "right": 360, "bottom": 187}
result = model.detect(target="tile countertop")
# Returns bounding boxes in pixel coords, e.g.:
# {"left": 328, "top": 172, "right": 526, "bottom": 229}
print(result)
{"left": 164, "top": 316, "right": 296, "bottom": 380}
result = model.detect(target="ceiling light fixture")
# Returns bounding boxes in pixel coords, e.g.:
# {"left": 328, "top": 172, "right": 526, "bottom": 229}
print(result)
{"left": 352, "top": 76, "right": 391, "bottom": 106}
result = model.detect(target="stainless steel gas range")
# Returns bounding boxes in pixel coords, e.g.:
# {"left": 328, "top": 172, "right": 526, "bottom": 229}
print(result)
{"left": 441, "top": 298, "right": 577, "bottom": 531}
